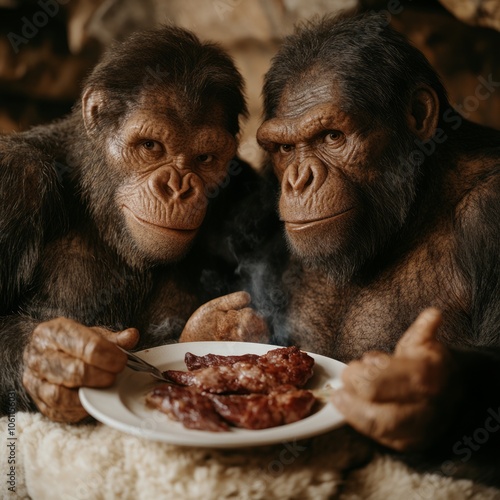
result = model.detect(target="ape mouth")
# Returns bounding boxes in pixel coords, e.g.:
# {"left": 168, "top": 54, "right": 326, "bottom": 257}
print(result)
{"left": 285, "top": 208, "right": 354, "bottom": 231}
{"left": 123, "top": 207, "right": 202, "bottom": 234}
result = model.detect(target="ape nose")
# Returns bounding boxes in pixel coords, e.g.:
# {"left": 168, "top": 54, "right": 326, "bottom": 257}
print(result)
{"left": 151, "top": 168, "right": 201, "bottom": 201}
{"left": 284, "top": 159, "right": 327, "bottom": 195}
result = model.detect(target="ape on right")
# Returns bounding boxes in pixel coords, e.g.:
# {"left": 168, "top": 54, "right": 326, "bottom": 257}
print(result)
{"left": 257, "top": 12, "right": 500, "bottom": 472}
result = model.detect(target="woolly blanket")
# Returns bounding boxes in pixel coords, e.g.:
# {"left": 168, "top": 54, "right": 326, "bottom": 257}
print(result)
{"left": 1, "top": 413, "right": 499, "bottom": 500}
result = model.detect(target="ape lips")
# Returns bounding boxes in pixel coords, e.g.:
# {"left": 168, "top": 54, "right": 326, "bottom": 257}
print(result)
{"left": 145, "top": 346, "right": 317, "bottom": 431}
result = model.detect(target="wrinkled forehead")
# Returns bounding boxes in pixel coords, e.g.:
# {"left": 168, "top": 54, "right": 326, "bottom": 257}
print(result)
{"left": 270, "top": 71, "right": 372, "bottom": 135}
{"left": 132, "top": 87, "right": 227, "bottom": 129}
{"left": 276, "top": 75, "right": 339, "bottom": 119}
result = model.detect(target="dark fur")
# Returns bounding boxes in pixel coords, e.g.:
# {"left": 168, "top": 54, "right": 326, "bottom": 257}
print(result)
{"left": 263, "top": 14, "right": 448, "bottom": 128}
{"left": 0, "top": 26, "right": 257, "bottom": 413}
{"left": 260, "top": 13, "right": 500, "bottom": 484}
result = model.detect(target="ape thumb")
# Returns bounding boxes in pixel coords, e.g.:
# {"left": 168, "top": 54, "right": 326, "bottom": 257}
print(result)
{"left": 212, "top": 291, "right": 252, "bottom": 312}
{"left": 116, "top": 328, "right": 140, "bottom": 350}
{"left": 395, "top": 308, "right": 442, "bottom": 356}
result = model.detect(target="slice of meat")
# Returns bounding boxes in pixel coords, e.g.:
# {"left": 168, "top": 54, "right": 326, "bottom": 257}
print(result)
{"left": 258, "top": 346, "right": 315, "bottom": 387}
{"left": 164, "top": 363, "right": 271, "bottom": 394}
{"left": 208, "top": 386, "right": 317, "bottom": 430}
{"left": 166, "top": 346, "right": 315, "bottom": 394}
{"left": 185, "top": 352, "right": 259, "bottom": 371}
{"left": 145, "top": 384, "right": 229, "bottom": 432}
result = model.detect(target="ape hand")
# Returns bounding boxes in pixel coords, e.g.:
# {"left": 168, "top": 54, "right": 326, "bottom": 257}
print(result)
{"left": 23, "top": 318, "right": 139, "bottom": 423}
{"left": 331, "top": 308, "right": 460, "bottom": 451}
{"left": 179, "top": 291, "right": 270, "bottom": 343}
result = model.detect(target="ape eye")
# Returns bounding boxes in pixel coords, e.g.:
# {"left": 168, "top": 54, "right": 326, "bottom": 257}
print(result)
{"left": 197, "top": 154, "right": 215, "bottom": 164}
{"left": 141, "top": 140, "right": 163, "bottom": 152}
{"left": 279, "top": 144, "right": 294, "bottom": 154}
{"left": 324, "top": 131, "right": 344, "bottom": 144}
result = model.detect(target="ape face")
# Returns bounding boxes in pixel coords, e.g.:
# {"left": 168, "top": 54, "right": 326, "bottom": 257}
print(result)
{"left": 257, "top": 74, "right": 421, "bottom": 283}
{"left": 82, "top": 89, "right": 237, "bottom": 264}
{"left": 74, "top": 26, "right": 247, "bottom": 269}
{"left": 257, "top": 14, "right": 448, "bottom": 284}
{"left": 111, "top": 94, "right": 236, "bottom": 261}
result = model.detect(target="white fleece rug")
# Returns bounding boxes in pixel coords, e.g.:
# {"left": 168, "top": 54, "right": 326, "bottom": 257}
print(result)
{"left": 1, "top": 413, "right": 499, "bottom": 500}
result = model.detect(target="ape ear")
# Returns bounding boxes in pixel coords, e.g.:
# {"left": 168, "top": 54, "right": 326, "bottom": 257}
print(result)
{"left": 406, "top": 85, "right": 439, "bottom": 142}
{"left": 82, "top": 87, "right": 106, "bottom": 134}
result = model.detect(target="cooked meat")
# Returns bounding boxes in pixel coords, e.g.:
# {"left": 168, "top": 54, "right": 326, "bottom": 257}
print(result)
{"left": 146, "top": 384, "right": 229, "bottom": 432}
{"left": 166, "top": 346, "right": 315, "bottom": 393}
{"left": 209, "top": 385, "right": 317, "bottom": 429}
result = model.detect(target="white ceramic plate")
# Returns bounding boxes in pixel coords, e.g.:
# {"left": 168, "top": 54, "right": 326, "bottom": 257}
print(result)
{"left": 79, "top": 342, "right": 346, "bottom": 448}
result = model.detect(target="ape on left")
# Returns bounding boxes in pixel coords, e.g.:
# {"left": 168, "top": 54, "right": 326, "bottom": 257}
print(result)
{"left": 0, "top": 26, "right": 268, "bottom": 423}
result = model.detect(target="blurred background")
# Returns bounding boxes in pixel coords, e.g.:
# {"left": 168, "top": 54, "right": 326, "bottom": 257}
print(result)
{"left": 0, "top": 0, "right": 499, "bottom": 166}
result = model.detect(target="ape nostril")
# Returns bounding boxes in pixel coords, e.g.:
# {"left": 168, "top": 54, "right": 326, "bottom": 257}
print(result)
{"left": 285, "top": 159, "right": 328, "bottom": 195}
{"left": 289, "top": 168, "right": 299, "bottom": 190}
{"left": 179, "top": 185, "right": 194, "bottom": 200}
{"left": 163, "top": 184, "right": 176, "bottom": 197}
{"left": 151, "top": 168, "right": 186, "bottom": 200}
{"left": 178, "top": 173, "right": 196, "bottom": 199}
{"left": 289, "top": 165, "right": 314, "bottom": 193}
{"left": 303, "top": 172, "right": 314, "bottom": 190}
{"left": 152, "top": 169, "right": 201, "bottom": 200}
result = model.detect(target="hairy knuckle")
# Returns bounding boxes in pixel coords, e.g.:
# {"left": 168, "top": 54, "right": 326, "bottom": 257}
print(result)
{"left": 66, "top": 359, "right": 85, "bottom": 385}
{"left": 35, "top": 318, "right": 62, "bottom": 336}
{"left": 363, "top": 407, "right": 381, "bottom": 437}
{"left": 25, "top": 354, "right": 40, "bottom": 372}
{"left": 32, "top": 324, "right": 43, "bottom": 338}
{"left": 82, "top": 336, "right": 100, "bottom": 360}
{"left": 241, "top": 312, "right": 260, "bottom": 327}
{"left": 44, "top": 384, "right": 64, "bottom": 406}
{"left": 22, "top": 369, "right": 36, "bottom": 392}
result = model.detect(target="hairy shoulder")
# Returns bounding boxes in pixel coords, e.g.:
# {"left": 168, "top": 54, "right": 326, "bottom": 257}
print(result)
{"left": 455, "top": 160, "right": 500, "bottom": 238}
{"left": 0, "top": 130, "right": 60, "bottom": 196}
{"left": 0, "top": 128, "right": 67, "bottom": 311}
{"left": 454, "top": 160, "right": 500, "bottom": 342}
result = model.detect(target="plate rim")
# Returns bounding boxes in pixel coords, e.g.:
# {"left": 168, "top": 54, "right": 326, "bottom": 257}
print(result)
{"left": 79, "top": 341, "right": 346, "bottom": 448}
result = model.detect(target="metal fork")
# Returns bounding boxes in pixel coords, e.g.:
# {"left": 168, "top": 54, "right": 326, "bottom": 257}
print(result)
{"left": 116, "top": 346, "right": 172, "bottom": 383}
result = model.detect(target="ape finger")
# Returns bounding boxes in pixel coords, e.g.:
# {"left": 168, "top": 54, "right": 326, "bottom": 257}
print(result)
{"left": 395, "top": 308, "right": 442, "bottom": 357}
{"left": 341, "top": 357, "right": 446, "bottom": 402}
{"left": 32, "top": 318, "right": 127, "bottom": 371}
{"left": 330, "top": 387, "right": 434, "bottom": 451}
{"left": 22, "top": 370, "right": 88, "bottom": 423}
{"left": 360, "top": 351, "right": 391, "bottom": 367}
{"left": 24, "top": 347, "right": 118, "bottom": 387}
{"left": 209, "top": 291, "right": 252, "bottom": 312}
{"left": 228, "top": 308, "right": 270, "bottom": 343}
{"left": 94, "top": 326, "right": 140, "bottom": 350}
{"left": 36, "top": 400, "right": 88, "bottom": 423}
